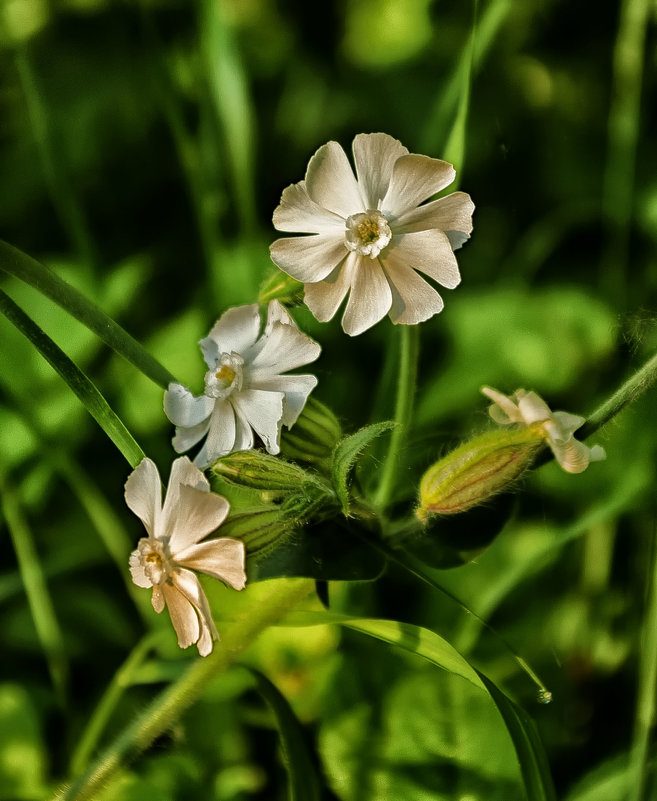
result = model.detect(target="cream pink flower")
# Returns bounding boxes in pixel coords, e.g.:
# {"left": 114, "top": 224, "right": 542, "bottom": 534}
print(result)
{"left": 164, "top": 300, "right": 320, "bottom": 468}
{"left": 270, "top": 132, "right": 474, "bottom": 336}
{"left": 481, "top": 386, "right": 605, "bottom": 474}
{"left": 126, "top": 457, "right": 246, "bottom": 657}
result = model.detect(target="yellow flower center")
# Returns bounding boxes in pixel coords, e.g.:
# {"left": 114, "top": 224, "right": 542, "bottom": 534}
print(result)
{"left": 345, "top": 210, "right": 392, "bottom": 258}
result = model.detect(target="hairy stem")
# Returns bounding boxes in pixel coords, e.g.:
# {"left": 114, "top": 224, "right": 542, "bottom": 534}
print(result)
{"left": 52, "top": 578, "right": 314, "bottom": 801}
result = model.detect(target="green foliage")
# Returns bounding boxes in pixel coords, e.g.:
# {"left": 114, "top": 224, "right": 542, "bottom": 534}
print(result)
{"left": 332, "top": 422, "right": 397, "bottom": 514}
{"left": 0, "top": 684, "right": 47, "bottom": 800}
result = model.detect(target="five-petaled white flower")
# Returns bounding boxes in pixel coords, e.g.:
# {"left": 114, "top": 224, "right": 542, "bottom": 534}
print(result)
{"left": 164, "top": 300, "right": 321, "bottom": 468}
{"left": 481, "top": 386, "right": 606, "bottom": 474}
{"left": 126, "top": 457, "right": 246, "bottom": 657}
{"left": 270, "top": 132, "right": 474, "bottom": 336}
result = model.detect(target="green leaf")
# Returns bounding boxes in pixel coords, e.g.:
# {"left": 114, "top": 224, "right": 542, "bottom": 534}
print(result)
{"left": 0, "top": 239, "right": 174, "bottom": 388}
{"left": 478, "top": 673, "right": 557, "bottom": 801}
{"left": 247, "top": 668, "right": 321, "bottom": 801}
{"left": 332, "top": 422, "right": 396, "bottom": 514}
{"left": 281, "top": 610, "right": 556, "bottom": 801}
{"left": 0, "top": 289, "right": 145, "bottom": 467}
{"left": 281, "top": 610, "right": 484, "bottom": 692}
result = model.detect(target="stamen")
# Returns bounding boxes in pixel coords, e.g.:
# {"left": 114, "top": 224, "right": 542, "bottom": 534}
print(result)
{"left": 345, "top": 210, "right": 392, "bottom": 258}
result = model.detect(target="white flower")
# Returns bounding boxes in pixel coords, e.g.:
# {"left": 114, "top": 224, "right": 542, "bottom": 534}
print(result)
{"left": 270, "top": 132, "right": 474, "bottom": 336}
{"left": 481, "top": 386, "right": 606, "bottom": 474}
{"left": 164, "top": 300, "right": 321, "bottom": 468}
{"left": 126, "top": 457, "right": 246, "bottom": 657}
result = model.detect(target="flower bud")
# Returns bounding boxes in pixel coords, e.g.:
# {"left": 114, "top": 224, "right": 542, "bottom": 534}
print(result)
{"left": 417, "top": 428, "right": 544, "bottom": 520}
{"left": 211, "top": 450, "right": 315, "bottom": 492}
{"left": 280, "top": 397, "right": 342, "bottom": 464}
{"left": 219, "top": 491, "right": 336, "bottom": 558}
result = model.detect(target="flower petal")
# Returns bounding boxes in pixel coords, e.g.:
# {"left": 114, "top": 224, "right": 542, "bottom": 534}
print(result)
{"left": 270, "top": 233, "right": 348, "bottom": 283}
{"left": 273, "top": 181, "right": 346, "bottom": 233}
{"left": 394, "top": 191, "right": 475, "bottom": 249}
{"left": 382, "top": 259, "right": 445, "bottom": 325}
{"left": 249, "top": 320, "right": 320, "bottom": 377}
{"left": 129, "top": 547, "right": 152, "bottom": 588}
{"left": 161, "top": 578, "right": 200, "bottom": 651}
{"left": 124, "top": 458, "right": 162, "bottom": 537}
{"left": 382, "top": 154, "right": 456, "bottom": 218}
{"left": 549, "top": 437, "right": 595, "bottom": 474}
{"left": 352, "top": 133, "right": 408, "bottom": 209}
{"left": 516, "top": 391, "right": 553, "bottom": 425}
{"left": 386, "top": 230, "right": 461, "bottom": 289}
{"left": 232, "top": 388, "right": 285, "bottom": 454}
{"left": 172, "top": 419, "right": 211, "bottom": 454}
{"left": 175, "top": 538, "right": 247, "bottom": 590}
{"left": 305, "top": 140, "right": 364, "bottom": 217}
{"left": 200, "top": 305, "right": 262, "bottom": 366}
{"left": 151, "top": 585, "right": 165, "bottom": 613}
{"left": 166, "top": 483, "right": 230, "bottom": 553}
{"left": 164, "top": 383, "right": 215, "bottom": 428}
{"left": 551, "top": 411, "right": 586, "bottom": 438}
{"left": 170, "top": 568, "right": 219, "bottom": 656}
{"left": 341, "top": 256, "right": 393, "bottom": 336}
{"left": 481, "top": 386, "right": 523, "bottom": 424}
{"left": 194, "top": 401, "right": 238, "bottom": 468}
{"left": 249, "top": 373, "right": 318, "bottom": 426}
{"left": 302, "top": 253, "right": 357, "bottom": 323}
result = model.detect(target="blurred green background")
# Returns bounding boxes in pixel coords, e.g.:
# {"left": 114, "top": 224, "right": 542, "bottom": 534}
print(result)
{"left": 1, "top": 0, "right": 656, "bottom": 798}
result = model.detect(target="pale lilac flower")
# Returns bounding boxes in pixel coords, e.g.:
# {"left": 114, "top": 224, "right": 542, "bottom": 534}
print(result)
{"left": 164, "top": 300, "right": 320, "bottom": 468}
{"left": 481, "top": 386, "right": 606, "bottom": 474}
{"left": 270, "top": 132, "right": 474, "bottom": 336}
{"left": 126, "top": 456, "right": 246, "bottom": 657}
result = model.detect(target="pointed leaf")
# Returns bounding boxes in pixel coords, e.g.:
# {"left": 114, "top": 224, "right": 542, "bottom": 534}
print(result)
{"left": 332, "top": 422, "right": 396, "bottom": 513}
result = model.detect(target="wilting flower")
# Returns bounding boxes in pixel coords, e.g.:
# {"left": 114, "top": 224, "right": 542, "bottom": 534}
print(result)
{"left": 481, "top": 386, "right": 605, "bottom": 474}
{"left": 126, "top": 457, "right": 246, "bottom": 657}
{"left": 270, "top": 132, "right": 474, "bottom": 336}
{"left": 164, "top": 300, "right": 321, "bottom": 468}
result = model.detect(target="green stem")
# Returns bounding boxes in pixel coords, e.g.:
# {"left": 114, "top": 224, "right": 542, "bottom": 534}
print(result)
{"left": 578, "top": 349, "right": 657, "bottom": 441}
{"left": 373, "top": 325, "right": 420, "bottom": 511}
{"left": 70, "top": 634, "right": 160, "bottom": 776}
{"left": 52, "top": 578, "right": 314, "bottom": 801}
{"left": 628, "top": 527, "right": 657, "bottom": 801}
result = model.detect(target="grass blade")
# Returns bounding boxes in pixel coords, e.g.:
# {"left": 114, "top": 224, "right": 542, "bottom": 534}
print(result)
{"left": 0, "top": 239, "right": 174, "bottom": 388}
{"left": 0, "top": 289, "right": 145, "bottom": 467}
{"left": 0, "top": 465, "right": 68, "bottom": 701}
{"left": 247, "top": 668, "right": 322, "bottom": 801}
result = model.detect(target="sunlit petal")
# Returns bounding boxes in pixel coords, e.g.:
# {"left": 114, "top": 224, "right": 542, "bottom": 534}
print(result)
{"left": 341, "top": 256, "right": 392, "bottom": 336}
{"left": 352, "top": 132, "right": 408, "bottom": 209}
{"left": 382, "top": 154, "right": 456, "bottom": 218}
{"left": 305, "top": 140, "right": 364, "bottom": 217}
{"left": 124, "top": 458, "right": 162, "bottom": 537}
{"left": 273, "top": 181, "right": 346, "bottom": 233}
{"left": 175, "top": 538, "right": 247, "bottom": 590}
{"left": 270, "top": 233, "right": 347, "bottom": 283}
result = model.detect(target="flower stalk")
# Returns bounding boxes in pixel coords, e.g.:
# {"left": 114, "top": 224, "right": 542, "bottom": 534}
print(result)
{"left": 373, "top": 324, "right": 420, "bottom": 511}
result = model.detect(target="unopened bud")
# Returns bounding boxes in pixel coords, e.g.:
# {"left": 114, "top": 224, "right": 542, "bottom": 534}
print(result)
{"left": 211, "top": 450, "right": 316, "bottom": 492}
{"left": 280, "top": 397, "right": 342, "bottom": 464}
{"left": 417, "top": 428, "right": 544, "bottom": 519}
{"left": 258, "top": 269, "right": 305, "bottom": 306}
{"left": 219, "top": 491, "right": 337, "bottom": 558}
